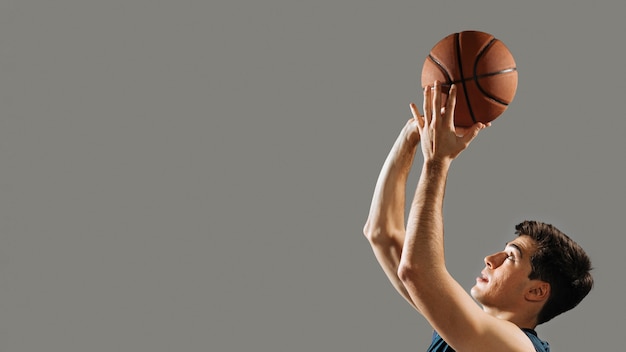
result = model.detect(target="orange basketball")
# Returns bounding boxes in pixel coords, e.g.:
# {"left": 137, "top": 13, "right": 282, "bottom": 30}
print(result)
{"left": 421, "top": 30, "right": 518, "bottom": 127}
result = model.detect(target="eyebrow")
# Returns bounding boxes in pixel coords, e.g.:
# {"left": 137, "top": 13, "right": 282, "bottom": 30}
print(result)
{"left": 505, "top": 242, "right": 524, "bottom": 259}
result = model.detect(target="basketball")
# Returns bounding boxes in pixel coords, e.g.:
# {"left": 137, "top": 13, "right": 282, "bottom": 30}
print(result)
{"left": 421, "top": 30, "right": 518, "bottom": 127}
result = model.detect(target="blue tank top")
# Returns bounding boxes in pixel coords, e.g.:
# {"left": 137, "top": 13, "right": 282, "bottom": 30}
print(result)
{"left": 426, "top": 328, "right": 550, "bottom": 352}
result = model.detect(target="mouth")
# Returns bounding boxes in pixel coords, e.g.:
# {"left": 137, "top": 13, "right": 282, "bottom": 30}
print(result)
{"left": 476, "top": 271, "right": 489, "bottom": 283}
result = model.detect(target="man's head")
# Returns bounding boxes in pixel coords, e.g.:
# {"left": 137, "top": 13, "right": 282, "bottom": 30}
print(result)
{"left": 471, "top": 220, "right": 593, "bottom": 326}
{"left": 515, "top": 220, "right": 593, "bottom": 324}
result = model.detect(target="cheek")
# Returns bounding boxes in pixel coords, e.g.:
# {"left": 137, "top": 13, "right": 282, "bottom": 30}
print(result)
{"left": 491, "top": 279, "right": 508, "bottom": 296}
{"left": 497, "top": 272, "right": 530, "bottom": 293}
{"left": 490, "top": 272, "right": 519, "bottom": 293}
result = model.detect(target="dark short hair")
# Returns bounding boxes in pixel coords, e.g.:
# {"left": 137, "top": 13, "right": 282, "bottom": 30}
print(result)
{"left": 515, "top": 220, "right": 593, "bottom": 324}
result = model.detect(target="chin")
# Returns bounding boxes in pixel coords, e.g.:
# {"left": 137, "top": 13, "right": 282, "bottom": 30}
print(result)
{"left": 470, "top": 286, "right": 483, "bottom": 302}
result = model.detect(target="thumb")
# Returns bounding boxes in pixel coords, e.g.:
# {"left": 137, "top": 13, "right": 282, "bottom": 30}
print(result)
{"left": 461, "top": 122, "right": 486, "bottom": 147}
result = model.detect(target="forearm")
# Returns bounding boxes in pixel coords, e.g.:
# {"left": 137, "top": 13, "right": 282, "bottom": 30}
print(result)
{"left": 400, "top": 159, "right": 451, "bottom": 273}
{"left": 363, "top": 126, "right": 417, "bottom": 242}
{"left": 398, "top": 81, "right": 483, "bottom": 276}
{"left": 363, "top": 122, "right": 419, "bottom": 308}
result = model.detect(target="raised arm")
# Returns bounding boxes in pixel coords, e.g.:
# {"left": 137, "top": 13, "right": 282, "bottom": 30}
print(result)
{"left": 363, "top": 117, "right": 420, "bottom": 310}
{"left": 399, "top": 83, "right": 485, "bottom": 278}
{"left": 397, "top": 82, "right": 535, "bottom": 352}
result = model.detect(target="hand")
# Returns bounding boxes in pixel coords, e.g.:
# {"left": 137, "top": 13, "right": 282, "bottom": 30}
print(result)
{"left": 410, "top": 81, "right": 488, "bottom": 162}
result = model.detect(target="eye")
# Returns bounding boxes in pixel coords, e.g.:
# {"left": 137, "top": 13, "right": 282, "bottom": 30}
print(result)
{"left": 506, "top": 253, "right": 515, "bottom": 262}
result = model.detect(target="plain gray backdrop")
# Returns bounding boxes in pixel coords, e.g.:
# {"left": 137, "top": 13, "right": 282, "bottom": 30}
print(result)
{"left": 1, "top": 0, "right": 624, "bottom": 351}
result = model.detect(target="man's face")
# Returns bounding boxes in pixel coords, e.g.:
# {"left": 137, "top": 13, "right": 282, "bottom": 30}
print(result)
{"left": 470, "top": 235, "right": 538, "bottom": 310}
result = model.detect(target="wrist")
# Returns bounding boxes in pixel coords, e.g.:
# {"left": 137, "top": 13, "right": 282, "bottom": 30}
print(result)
{"left": 400, "top": 120, "right": 420, "bottom": 147}
{"left": 423, "top": 158, "right": 451, "bottom": 174}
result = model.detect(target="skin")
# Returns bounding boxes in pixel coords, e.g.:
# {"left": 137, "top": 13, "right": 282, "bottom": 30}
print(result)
{"left": 363, "top": 81, "right": 550, "bottom": 352}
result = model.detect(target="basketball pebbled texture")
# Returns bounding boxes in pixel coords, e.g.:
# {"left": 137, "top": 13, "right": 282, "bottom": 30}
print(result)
{"left": 421, "top": 31, "right": 518, "bottom": 127}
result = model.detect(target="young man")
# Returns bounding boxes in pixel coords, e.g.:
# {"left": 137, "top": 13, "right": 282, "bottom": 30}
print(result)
{"left": 363, "top": 81, "right": 593, "bottom": 352}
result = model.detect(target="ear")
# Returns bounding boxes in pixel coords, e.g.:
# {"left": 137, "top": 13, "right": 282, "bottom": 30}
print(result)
{"left": 525, "top": 281, "right": 550, "bottom": 302}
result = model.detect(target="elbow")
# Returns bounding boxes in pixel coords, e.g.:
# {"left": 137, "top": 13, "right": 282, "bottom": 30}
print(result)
{"left": 397, "top": 262, "right": 415, "bottom": 283}
{"left": 362, "top": 219, "right": 380, "bottom": 242}
{"left": 362, "top": 220, "right": 372, "bottom": 239}
{"left": 398, "top": 262, "right": 446, "bottom": 289}
{"left": 397, "top": 262, "right": 431, "bottom": 286}
{"left": 362, "top": 222, "right": 394, "bottom": 246}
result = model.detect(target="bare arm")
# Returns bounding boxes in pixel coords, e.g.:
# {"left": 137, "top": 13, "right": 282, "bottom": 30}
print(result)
{"left": 363, "top": 118, "right": 420, "bottom": 310}
{"left": 397, "top": 82, "right": 534, "bottom": 352}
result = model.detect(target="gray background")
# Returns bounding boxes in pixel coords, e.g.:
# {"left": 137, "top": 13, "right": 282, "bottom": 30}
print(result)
{"left": 1, "top": 0, "right": 624, "bottom": 351}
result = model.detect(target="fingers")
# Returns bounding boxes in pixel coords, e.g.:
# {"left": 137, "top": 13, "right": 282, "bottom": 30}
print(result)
{"left": 417, "top": 81, "right": 490, "bottom": 160}
{"left": 409, "top": 103, "right": 424, "bottom": 129}
{"left": 432, "top": 81, "right": 442, "bottom": 125}
{"left": 423, "top": 84, "right": 432, "bottom": 127}
{"left": 424, "top": 81, "right": 448, "bottom": 127}
{"left": 444, "top": 84, "right": 457, "bottom": 129}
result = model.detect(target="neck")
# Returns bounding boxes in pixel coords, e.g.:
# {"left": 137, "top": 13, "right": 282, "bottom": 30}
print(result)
{"left": 481, "top": 305, "right": 538, "bottom": 330}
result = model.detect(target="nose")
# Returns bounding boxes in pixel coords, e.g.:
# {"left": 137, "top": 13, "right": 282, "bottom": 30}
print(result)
{"left": 484, "top": 251, "right": 507, "bottom": 269}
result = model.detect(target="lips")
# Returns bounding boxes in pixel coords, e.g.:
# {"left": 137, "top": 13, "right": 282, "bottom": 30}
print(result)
{"left": 477, "top": 271, "right": 489, "bottom": 283}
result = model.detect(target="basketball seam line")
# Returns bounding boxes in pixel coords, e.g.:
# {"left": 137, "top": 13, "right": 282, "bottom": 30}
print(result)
{"left": 474, "top": 38, "right": 512, "bottom": 106}
{"left": 437, "top": 69, "right": 517, "bottom": 106}
{"left": 427, "top": 54, "right": 453, "bottom": 84}
{"left": 439, "top": 68, "right": 517, "bottom": 87}
{"left": 426, "top": 59, "right": 516, "bottom": 96}
{"left": 456, "top": 32, "right": 476, "bottom": 124}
